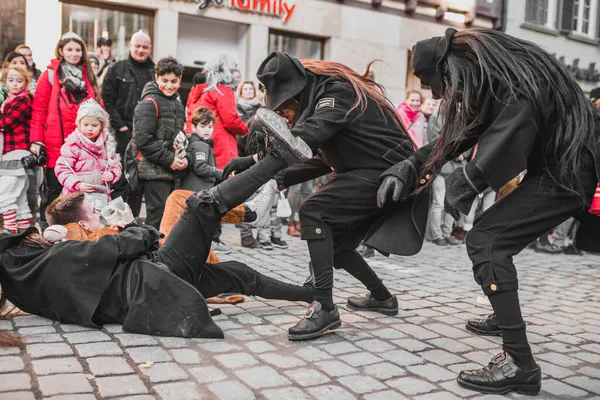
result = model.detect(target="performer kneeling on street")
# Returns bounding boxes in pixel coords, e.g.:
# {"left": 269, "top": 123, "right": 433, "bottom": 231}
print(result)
{"left": 223, "top": 52, "right": 430, "bottom": 341}
{"left": 0, "top": 129, "right": 315, "bottom": 341}
{"left": 379, "top": 28, "right": 600, "bottom": 395}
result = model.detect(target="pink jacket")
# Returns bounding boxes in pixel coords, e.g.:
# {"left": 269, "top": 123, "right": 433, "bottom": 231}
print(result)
{"left": 397, "top": 102, "right": 427, "bottom": 148}
{"left": 54, "top": 129, "right": 121, "bottom": 196}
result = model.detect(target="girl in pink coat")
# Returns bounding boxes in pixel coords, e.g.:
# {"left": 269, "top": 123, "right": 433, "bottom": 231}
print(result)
{"left": 54, "top": 99, "right": 121, "bottom": 203}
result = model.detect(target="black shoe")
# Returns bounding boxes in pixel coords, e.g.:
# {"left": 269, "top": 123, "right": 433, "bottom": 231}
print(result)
{"left": 533, "top": 242, "right": 564, "bottom": 254}
{"left": 270, "top": 236, "right": 288, "bottom": 249}
{"left": 288, "top": 302, "right": 341, "bottom": 341}
{"left": 357, "top": 244, "right": 375, "bottom": 258}
{"left": 241, "top": 235, "right": 262, "bottom": 249}
{"left": 466, "top": 314, "right": 501, "bottom": 336}
{"left": 563, "top": 244, "right": 583, "bottom": 255}
{"left": 255, "top": 108, "right": 313, "bottom": 166}
{"left": 445, "top": 236, "right": 462, "bottom": 245}
{"left": 433, "top": 237, "right": 449, "bottom": 246}
{"left": 347, "top": 293, "right": 398, "bottom": 316}
{"left": 457, "top": 352, "right": 541, "bottom": 395}
{"left": 260, "top": 241, "right": 274, "bottom": 250}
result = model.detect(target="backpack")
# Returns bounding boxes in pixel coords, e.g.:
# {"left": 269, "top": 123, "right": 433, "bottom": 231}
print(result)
{"left": 124, "top": 98, "right": 158, "bottom": 191}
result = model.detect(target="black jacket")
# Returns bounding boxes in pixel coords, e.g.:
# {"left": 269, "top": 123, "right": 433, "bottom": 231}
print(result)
{"left": 0, "top": 228, "right": 222, "bottom": 338}
{"left": 132, "top": 82, "right": 186, "bottom": 182}
{"left": 180, "top": 135, "right": 222, "bottom": 192}
{"left": 102, "top": 56, "right": 155, "bottom": 130}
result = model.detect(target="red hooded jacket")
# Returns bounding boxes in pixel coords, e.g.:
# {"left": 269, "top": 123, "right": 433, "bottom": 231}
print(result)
{"left": 198, "top": 84, "right": 249, "bottom": 169}
{"left": 30, "top": 59, "right": 97, "bottom": 168}
{"left": 185, "top": 83, "right": 208, "bottom": 132}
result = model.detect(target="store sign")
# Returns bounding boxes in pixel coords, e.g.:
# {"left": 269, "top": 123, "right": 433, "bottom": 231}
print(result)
{"left": 196, "top": 0, "right": 296, "bottom": 23}
{"left": 556, "top": 56, "right": 600, "bottom": 83}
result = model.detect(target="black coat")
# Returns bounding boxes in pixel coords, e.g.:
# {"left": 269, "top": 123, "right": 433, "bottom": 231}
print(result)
{"left": 180, "top": 135, "right": 221, "bottom": 192}
{"left": 102, "top": 56, "right": 155, "bottom": 130}
{"left": 132, "top": 82, "right": 186, "bottom": 182}
{"left": 0, "top": 228, "right": 223, "bottom": 338}
{"left": 277, "top": 75, "right": 430, "bottom": 256}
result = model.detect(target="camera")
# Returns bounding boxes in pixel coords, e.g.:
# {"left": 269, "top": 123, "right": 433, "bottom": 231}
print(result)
{"left": 21, "top": 146, "right": 47, "bottom": 169}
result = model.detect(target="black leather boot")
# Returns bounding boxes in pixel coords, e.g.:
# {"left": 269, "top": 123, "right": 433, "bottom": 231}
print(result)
{"left": 466, "top": 313, "right": 502, "bottom": 336}
{"left": 457, "top": 352, "right": 541, "bottom": 395}
{"left": 347, "top": 293, "right": 399, "bottom": 316}
{"left": 255, "top": 109, "right": 313, "bottom": 166}
{"left": 288, "top": 302, "right": 341, "bottom": 341}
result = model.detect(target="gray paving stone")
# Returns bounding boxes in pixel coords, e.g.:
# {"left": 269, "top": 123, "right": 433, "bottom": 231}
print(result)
{"left": 392, "top": 338, "right": 432, "bottom": 352}
{"left": 339, "top": 352, "right": 383, "bottom": 367}
{"left": 32, "top": 357, "right": 83, "bottom": 375}
{"left": 363, "top": 390, "right": 407, "bottom": 400}
{"left": 295, "top": 346, "right": 333, "bottom": 362}
{"left": 115, "top": 333, "right": 159, "bottom": 347}
{"left": 386, "top": 377, "right": 436, "bottom": 396}
{"left": 369, "top": 328, "right": 406, "bottom": 340}
{"left": 27, "top": 342, "right": 73, "bottom": 359}
{"left": 208, "top": 380, "right": 255, "bottom": 400}
{"left": 158, "top": 337, "right": 189, "bottom": 348}
{"left": 245, "top": 340, "right": 277, "bottom": 354}
{"left": 87, "top": 356, "right": 133, "bottom": 376}
{"left": 215, "top": 352, "right": 258, "bottom": 368}
{"left": 543, "top": 379, "right": 588, "bottom": 397}
{"left": 284, "top": 368, "right": 331, "bottom": 386}
{"left": 0, "top": 373, "right": 31, "bottom": 392}
{"left": 235, "top": 365, "right": 291, "bottom": 389}
{"left": 565, "top": 376, "right": 600, "bottom": 394}
{"left": 38, "top": 373, "right": 93, "bottom": 396}
{"left": 379, "top": 349, "right": 424, "bottom": 366}
{"left": 440, "top": 380, "right": 482, "bottom": 397}
{"left": 140, "top": 362, "right": 188, "bottom": 383}
{"left": 315, "top": 360, "right": 359, "bottom": 377}
{"left": 126, "top": 346, "right": 172, "bottom": 363}
{"left": 419, "top": 349, "right": 466, "bottom": 366}
{"left": 0, "top": 320, "right": 13, "bottom": 330}
{"left": 320, "top": 342, "right": 361, "bottom": 355}
{"left": 407, "top": 364, "right": 455, "bottom": 382}
{"left": 170, "top": 349, "right": 201, "bottom": 364}
{"left": 537, "top": 361, "right": 576, "bottom": 379}
{"left": 75, "top": 342, "right": 123, "bottom": 358}
{"left": 0, "top": 392, "right": 35, "bottom": 400}
{"left": 25, "top": 333, "right": 64, "bottom": 344}
{"left": 189, "top": 366, "right": 228, "bottom": 383}
{"left": 262, "top": 386, "right": 308, "bottom": 400}
{"left": 253, "top": 325, "right": 285, "bottom": 336}
{"left": 362, "top": 362, "right": 406, "bottom": 380}
{"left": 60, "top": 324, "right": 95, "bottom": 333}
{"left": 413, "top": 392, "right": 461, "bottom": 400}
{"left": 391, "top": 324, "right": 438, "bottom": 339}
{"left": 0, "top": 356, "right": 24, "bottom": 373}
{"left": 354, "top": 339, "right": 396, "bottom": 352}
{"left": 259, "top": 353, "right": 306, "bottom": 368}
{"left": 196, "top": 341, "right": 242, "bottom": 353}
{"left": 307, "top": 385, "right": 357, "bottom": 400}
{"left": 95, "top": 375, "right": 149, "bottom": 397}
{"left": 579, "top": 366, "right": 600, "bottom": 379}
{"left": 338, "top": 375, "right": 386, "bottom": 394}
{"left": 102, "top": 324, "right": 123, "bottom": 333}
{"left": 537, "top": 352, "right": 584, "bottom": 367}
{"left": 64, "top": 330, "right": 111, "bottom": 344}
{"left": 0, "top": 347, "right": 20, "bottom": 356}
{"left": 427, "top": 337, "right": 472, "bottom": 353}
{"left": 13, "top": 316, "right": 53, "bottom": 327}
{"left": 18, "top": 326, "right": 56, "bottom": 335}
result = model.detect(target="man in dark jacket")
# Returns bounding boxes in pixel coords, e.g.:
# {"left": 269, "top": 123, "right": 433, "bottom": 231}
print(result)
{"left": 132, "top": 57, "right": 187, "bottom": 229}
{"left": 102, "top": 32, "right": 155, "bottom": 205}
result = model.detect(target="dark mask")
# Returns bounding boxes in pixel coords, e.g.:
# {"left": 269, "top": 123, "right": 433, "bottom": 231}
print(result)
{"left": 411, "top": 28, "right": 457, "bottom": 99}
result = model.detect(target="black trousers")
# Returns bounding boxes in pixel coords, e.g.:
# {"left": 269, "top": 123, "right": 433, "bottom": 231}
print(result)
{"left": 109, "top": 127, "right": 133, "bottom": 204}
{"left": 39, "top": 168, "right": 63, "bottom": 226}
{"left": 142, "top": 180, "right": 174, "bottom": 229}
{"left": 299, "top": 171, "right": 390, "bottom": 299}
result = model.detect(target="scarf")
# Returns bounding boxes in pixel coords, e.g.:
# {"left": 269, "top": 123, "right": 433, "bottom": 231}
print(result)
{"left": 59, "top": 62, "right": 87, "bottom": 96}
{"left": 237, "top": 97, "right": 261, "bottom": 111}
{"left": 0, "top": 90, "right": 28, "bottom": 114}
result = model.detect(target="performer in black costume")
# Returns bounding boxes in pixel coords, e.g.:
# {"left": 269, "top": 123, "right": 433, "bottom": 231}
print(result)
{"left": 223, "top": 52, "right": 430, "bottom": 340}
{"left": 379, "top": 28, "right": 600, "bottom": 395}
{"left": 0, "top": 133, "right": 315, "bottom": 340}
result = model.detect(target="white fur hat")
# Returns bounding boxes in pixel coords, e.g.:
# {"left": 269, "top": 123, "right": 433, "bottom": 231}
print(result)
{"left": 76, "top": 99, "right": 109, "bottom": 128}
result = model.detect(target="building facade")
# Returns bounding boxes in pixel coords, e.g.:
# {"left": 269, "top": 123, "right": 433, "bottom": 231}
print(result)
{"left": 505, "top": 0, "right": 600, "bottom": 94}
{"left": 13, "top": 0, "right": 502, "bottom": 105}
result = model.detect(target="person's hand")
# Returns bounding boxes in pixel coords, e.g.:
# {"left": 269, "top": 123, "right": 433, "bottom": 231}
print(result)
{"left": 30, "top": 143, "right": 42, "bottom": 156}
{"left": 444, "top": 196, "right": 460, "bottom": 221}
{"left": 222, "top": 155, "right": 257, "bottom": 180}
{"left": 376, "top": 160, "right": 417, "bottom": 208}
{"left": 101, "top": 171, "right": 113, "bottom": 182}
{"left": 109, "top": 221, "right": 126, "bottom": 230}
{"left": 118, "top": 126, "right": 129, "bottom": 132}
{"left": 170, "top": 157, "right": 187, "bottom": 171}
{"left": 79, "top": 183, "right": 96, "bottom": 193}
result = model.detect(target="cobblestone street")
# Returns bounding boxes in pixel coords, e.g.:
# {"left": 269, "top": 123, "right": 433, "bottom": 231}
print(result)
{"left": 1, "top": 225, "right": 599, "bottom": 400}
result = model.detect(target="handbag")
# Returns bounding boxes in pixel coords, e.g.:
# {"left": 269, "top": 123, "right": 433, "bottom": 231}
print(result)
{"left": 276, "top": 192, "right": 292, "bottom": 218}
{"left": 124, "top": 140, "right": 140, "bottom": 192}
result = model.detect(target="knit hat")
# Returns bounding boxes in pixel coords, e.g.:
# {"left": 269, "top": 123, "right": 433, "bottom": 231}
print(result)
{"left": 590, "top": 87, "right": 600, "bottom": 102}
{"left": 76, "top": 99, "right": 109, "bottom": 128}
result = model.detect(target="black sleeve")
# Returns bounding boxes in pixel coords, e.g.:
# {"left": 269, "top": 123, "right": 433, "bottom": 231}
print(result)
{"left": 275, "top": 155, "right": 332, "bottom": 188}
{"left": 187, "top": 140, "right": 220, "bottom": 180}
{"left": 94, "top": 227, "right": 154, "bottom": 260}
{"left": 289, "top": 83, "right": 357, "bottom": 151}
{"left": 101, "top": 65, "right": 126, "bottom": 130}
{"left": 134, "top": 100, "right": 175, "bottom": 168}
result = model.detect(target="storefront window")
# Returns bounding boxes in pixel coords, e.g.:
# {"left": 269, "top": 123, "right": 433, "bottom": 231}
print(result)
{"left": 0, "top": 0, "right": 26, "bottom": 63}
{"left": 269, "top": 31, "right": 323, "bottom": 60}
{"left": 61, "top": 2, "right": 153, "bottom": 61}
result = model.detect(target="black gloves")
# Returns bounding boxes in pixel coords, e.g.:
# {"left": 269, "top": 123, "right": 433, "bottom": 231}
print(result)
{"left": 222, "top": 155, "right": 256, "bottom": 180}
{"left": 377, "top": 160, "right": 417, "bottom": 208}
{"left": 444, "top": 163, "right": 488, "bottom": 220}
{"left": 124, "top": 218, "right": 164, "bottom": 250}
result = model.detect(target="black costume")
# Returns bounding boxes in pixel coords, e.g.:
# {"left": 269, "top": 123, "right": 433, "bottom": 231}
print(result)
{"left": 0, "top": 167, "right": 313, "bottom": 338}
{"left": 254, "top": 52, "right": 430, "bottom": 339}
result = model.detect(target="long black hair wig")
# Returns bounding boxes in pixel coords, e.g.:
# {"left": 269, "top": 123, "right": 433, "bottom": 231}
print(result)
{"left": 423, "top": 29, "right": 597, "bottom": 199}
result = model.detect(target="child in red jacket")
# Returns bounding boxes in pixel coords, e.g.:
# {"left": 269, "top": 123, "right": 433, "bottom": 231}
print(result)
{"left": 0, "top": 66, "right": 33, "bottom": 233}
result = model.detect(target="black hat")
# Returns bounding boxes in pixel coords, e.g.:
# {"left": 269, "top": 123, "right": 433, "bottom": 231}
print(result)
{"left": 590, "top": 87, "right": 600, "bottom": 102}
{"left": 411, "top": 28, "right": 457, "bottom": 99}
{"left": 97, "top": 37, "right": 112, "bottom": 47}
{"left": 257, "top": 52, "right": 307, "bottom": 110}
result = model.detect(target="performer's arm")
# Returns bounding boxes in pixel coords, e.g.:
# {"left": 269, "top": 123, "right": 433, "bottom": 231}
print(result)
{"left": 274, "top": 155, "right": 332, "bottom": 188}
